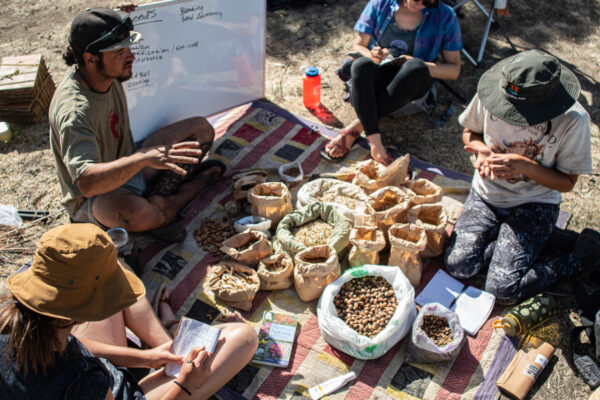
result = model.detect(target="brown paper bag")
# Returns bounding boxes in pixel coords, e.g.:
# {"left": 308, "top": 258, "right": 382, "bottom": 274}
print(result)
{"left": 220, "top": 230, "right": 272, "bottom": 267}
{"left": 368, "top": 186, "right": 410, "bottom": 234}
{"left": 207, "top": 262, "right": 260, "bottom": 311}
{"left": 405, "top": 179, "right": 443, "bottom": 206}
{"left": 257, "top": 252, "right": 294, "bottom": 290}
{"left": 293, "top": 245, "right": 340, "bottom": 302}
{"left": 496, "top": 337, "right": 555, "bottom": 400}
{"left": 388, "top": 223, "right": 427, "bottom": 287}
{"left": 352, "top": 155, "right": 410, "bottom": 194}
{"left": 247, "top": 182, "right": 293, "bottom": 226}
{"left": 348, "top": 226, "right": 386, "bottom": 268}
{"left": 407, "top": 203, "right": 448, "bottom": 258}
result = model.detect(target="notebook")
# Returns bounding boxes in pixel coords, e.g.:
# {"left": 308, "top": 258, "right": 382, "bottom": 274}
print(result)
{"left": 415, "top": 269, "right": 495, "bottom": 336}
{"left": 165, "top": 317, "right": 221, "bottom": 377}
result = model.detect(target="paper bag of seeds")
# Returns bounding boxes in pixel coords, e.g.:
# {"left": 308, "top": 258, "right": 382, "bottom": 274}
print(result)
{"left": 257, "top": 252, "right": 294, "bottom": 290}
{"left": 407, "top": 203, "right": 448, "bottom": 258}
{"left": 405, "top": 179, "right": 443, "bottom": 206}
{"left": 296, "top": 178, "right": 372, "bottom": 225}
{"left": 293, "top": 245, "right": 341, "bottom": 302}
{"left": 388, "top": 223, "right": 427, "bottom": 287}
{"left": 317, "top": 264, "right": 416, "bottom": 360}
{"left": 348, "top": 226, "right": 386, "bottom": 268}
{"left": 247, "top": 182, "right": 293, "bottom": 226}
{"left": 352, "top": 155, "right": 410, "bottom": 194}
{"left": 206, "top": 262, "right": 260, "bottom": 311}
{"left": 274, "top": 202, "right": 352, "bottom": 258}
{"left": 220, "top": 230, "right": 272, "bottom": 267}
{"left": 368, "top": 186, "right": 410, "bottom": 234}
{"left": 407, "top": 302, "right": 465, "bottom": 363}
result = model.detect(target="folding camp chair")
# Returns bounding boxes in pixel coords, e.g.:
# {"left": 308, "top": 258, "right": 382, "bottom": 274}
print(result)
{"left": 452, "top": 0, "right": 498, "bottom": 66}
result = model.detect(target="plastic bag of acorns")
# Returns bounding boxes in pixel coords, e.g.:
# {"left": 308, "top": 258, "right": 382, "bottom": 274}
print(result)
{"left": 316, "top": 264, "right": 417, "bottom": 360}
{"left": 406, "top": 302, "right": 465, "bottom": 363}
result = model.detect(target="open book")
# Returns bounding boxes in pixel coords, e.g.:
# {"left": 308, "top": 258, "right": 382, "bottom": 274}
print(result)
{"left": 415, "top": 269, "right": 495, "bottom": 336}
{"left": 165, "top": 317, "right": 221, "bottom": 377}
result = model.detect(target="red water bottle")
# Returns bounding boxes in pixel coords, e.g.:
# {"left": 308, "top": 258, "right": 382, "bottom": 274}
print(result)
{"left": 303, "top": 66, "right": 321, "bottom": 109}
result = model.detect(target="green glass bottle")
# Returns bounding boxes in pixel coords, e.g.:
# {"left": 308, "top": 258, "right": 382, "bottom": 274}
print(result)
{"left": 493, "top": 293, "right": 557, "bottom": 336}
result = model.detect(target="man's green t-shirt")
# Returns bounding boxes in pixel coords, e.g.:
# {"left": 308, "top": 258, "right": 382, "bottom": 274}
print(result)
{"left": 49, "top": 68, "right": 136, "bottom": 216}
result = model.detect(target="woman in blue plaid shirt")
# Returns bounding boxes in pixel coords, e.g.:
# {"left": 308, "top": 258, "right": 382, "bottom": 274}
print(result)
{"left": 321, "top": 0, "right": 462, "bottom": 165}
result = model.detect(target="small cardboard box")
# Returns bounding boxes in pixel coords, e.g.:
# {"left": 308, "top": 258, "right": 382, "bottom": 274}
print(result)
{"left": 496, "top": 337, "right": 555, "bottom": 400}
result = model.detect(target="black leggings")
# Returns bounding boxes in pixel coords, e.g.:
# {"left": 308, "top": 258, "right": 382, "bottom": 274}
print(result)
{"left": 350, "top": 56, "right": 432, "bottom": 135}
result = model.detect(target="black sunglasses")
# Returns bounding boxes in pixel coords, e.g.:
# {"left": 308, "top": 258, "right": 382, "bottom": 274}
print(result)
{"left": 416, "top": 0, "right": 439, "bottom": 8}
{"left": 85, "top": 17, "right": 134, "bottom": 53}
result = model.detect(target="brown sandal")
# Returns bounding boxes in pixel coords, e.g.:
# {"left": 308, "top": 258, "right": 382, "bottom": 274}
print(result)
{"left": 319, "top": 129, "right": 361, "bottom": 162}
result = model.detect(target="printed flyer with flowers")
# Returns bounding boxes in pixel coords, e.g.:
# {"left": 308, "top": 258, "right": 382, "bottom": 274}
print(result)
{"left": 252, "top": 311, "right": 298, "bottom": 367}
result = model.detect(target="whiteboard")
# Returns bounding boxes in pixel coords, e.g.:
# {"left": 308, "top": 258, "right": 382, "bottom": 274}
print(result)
{"left": 120, "top": 0, "right": 265, "bottom": 142}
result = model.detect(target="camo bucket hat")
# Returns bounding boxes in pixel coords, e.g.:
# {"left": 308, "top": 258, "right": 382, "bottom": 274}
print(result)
{"left": 477, "top": 50, "right": 580, "bottom": 126}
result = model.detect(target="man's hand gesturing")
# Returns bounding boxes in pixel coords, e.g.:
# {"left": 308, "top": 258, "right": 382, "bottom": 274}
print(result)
{"left": 139, "top": 141, "right": 204, "bottom": 175}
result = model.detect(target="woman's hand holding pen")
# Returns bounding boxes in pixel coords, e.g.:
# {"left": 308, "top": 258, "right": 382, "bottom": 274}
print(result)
{"left": 369, "top": 46, "right": 389, "bottom": 64}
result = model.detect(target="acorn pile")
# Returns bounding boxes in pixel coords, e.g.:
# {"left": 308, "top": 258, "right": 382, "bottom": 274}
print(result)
{"left": 334, "top": 276, "right": 397, "bottom": 338}
{"left": 194, "top": 218, "right": 235, "bottom": 256}
{"left": 420, "top": 315, "right": 453, "bottom": 347}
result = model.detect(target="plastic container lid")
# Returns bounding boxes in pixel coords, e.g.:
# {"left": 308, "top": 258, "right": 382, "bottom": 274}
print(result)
{"left": 305, "top": 66, "right": 319, "bottom": 77}
{"left": 106, "top": 227, "right": 129, "bottom": 248}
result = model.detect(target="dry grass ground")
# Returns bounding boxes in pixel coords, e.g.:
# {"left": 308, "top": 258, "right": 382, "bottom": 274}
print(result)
{"left": 1, "top": 0, "right": 599, "bottom": 398}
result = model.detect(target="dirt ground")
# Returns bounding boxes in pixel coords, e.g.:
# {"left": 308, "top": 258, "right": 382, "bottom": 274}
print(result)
{"left": 1, "top": 0, "right": 599, "bottom": 398}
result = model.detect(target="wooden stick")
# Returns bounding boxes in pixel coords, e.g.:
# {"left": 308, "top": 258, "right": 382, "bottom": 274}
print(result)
{"left": 0, "top": 209, "right": 63, "bottom": 239}
{"left": 1, "top": 248, "right": 35, "bottom": 253}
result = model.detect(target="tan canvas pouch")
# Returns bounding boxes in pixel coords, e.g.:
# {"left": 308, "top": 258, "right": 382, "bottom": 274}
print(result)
{"left": 207, "top": 262, "right": 260, "bottom": 311}
{"left": 352, "top": 155, "right": 410, "bottom": 194}
{"left": 405, "top": 178, "right": 443, "bottom": 206}
{"left": 407, "top": 203, "right": 448, "bottom": 258}
{"left": 388, "top": 223, "right": 427, "bottom": 287}
{"left": 348, "top": 226, "right": 386, "bottom": 268}
{"left": 220, "top": 230, "right": 272, "bottom": 267}
{"left": 247, "top": 182, "right": 293, "bottom": 226}
{"left": 257, "top": 252, "right": 294, "bottom": 290}
{"left": 368, "top": 186, "right": 410, "bottom": 235}
{"left": 293, "top": 245, "right": 340, "bottom": 302}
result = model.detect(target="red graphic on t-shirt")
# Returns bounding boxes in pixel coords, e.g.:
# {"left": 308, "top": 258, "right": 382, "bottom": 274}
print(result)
{"left": 109, "top": 110, "right": 120, "bottom": 139}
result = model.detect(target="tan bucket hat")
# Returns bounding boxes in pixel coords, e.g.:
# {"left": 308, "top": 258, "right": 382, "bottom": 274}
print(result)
{"left": 7, "top": 223, "right": 145, "bottom": 321}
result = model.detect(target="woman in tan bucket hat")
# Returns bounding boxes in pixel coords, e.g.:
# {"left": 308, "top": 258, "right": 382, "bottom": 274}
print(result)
{"left": 0, "top": 223, "right": 257, "bottom": 399}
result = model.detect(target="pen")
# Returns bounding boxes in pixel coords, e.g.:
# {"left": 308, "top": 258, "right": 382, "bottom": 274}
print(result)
{"left": 448, "top": 283, "right": 468, "bottom": 309}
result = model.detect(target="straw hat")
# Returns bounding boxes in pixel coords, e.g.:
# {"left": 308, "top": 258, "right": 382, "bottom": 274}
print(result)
{"left": 7, "top": 223, "right": 145, "bottom": 321}
{"left": 477, "top": 49, "right": 580, "bottom": 126}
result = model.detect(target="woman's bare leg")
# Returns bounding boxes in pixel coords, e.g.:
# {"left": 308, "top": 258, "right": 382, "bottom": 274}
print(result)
{"left": 367, "top": 133, "right": 390, "bottom": 163}
{"left": 324, "top": 119, "right": 363, "bottom": 158}
{"left": 140, "top": 322, "right": 258, "bottom": 400}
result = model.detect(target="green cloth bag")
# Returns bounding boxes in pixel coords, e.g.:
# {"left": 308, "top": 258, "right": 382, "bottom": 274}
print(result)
{"left": 273, "top": 201, "right": 352, "bottom": 258}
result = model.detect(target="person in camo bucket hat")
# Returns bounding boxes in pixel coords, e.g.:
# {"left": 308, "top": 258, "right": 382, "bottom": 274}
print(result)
{"left": 444, "top": 49, "right": 600, "bottom": 306}
{"left": 476, "top": 49, "right": 581, "bottom": 126}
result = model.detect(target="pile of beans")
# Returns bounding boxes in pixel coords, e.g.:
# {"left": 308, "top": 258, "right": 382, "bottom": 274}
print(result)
{"left": 194, "top": 218, "right": 235, "bottom": 256}
{"left": 420, "top": 315, "right": 453, "bottom": 346}
{"left": 334, "top": 276, "right": 397, "bottom": 338}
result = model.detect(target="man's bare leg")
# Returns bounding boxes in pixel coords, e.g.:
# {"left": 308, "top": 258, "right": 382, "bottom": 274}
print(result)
{"left": 91, "top": 166, "right": 221, "bottom": 231}
{"left": 139, "top": 322, "right": 258, "bottom": 400}
{"left": 142, "top": 117, "right": 216, "bottom": 183}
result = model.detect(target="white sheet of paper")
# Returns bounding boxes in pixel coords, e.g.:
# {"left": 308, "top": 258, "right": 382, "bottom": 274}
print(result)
{"left": 165, "top": 317, "right": 221, "bottom": 378}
